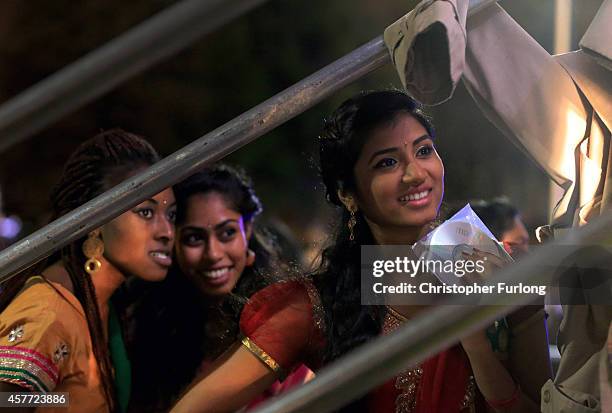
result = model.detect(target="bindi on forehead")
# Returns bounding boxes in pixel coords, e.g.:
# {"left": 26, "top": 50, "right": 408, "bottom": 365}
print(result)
{"left": 159, "top": 198, "right": 175, "bottom": 207}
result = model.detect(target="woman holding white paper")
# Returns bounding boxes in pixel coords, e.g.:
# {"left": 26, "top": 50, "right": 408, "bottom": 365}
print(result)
{"left": 172, "top": 90, "right": 550, "bottom": 413}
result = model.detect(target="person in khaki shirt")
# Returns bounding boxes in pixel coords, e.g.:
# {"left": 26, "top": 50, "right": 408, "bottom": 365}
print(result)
{"left": 0, "top": 129, "right": 176, "bottom": 412}
{"left": 383, "top": 0, "right": 612, "bottom": 411}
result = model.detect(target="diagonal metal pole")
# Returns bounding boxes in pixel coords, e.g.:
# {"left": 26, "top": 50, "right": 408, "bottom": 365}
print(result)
{"left": 0, "top": 36, "right": 390, "bottom": 281}
{"left": 0, "top": 0, "right": 269, "bottom": 153}
{"left": 249, "top": 210, "right": 612, "bottom": 413}
{"left": 0, "top": 0, "right": 500, "bottom": 282}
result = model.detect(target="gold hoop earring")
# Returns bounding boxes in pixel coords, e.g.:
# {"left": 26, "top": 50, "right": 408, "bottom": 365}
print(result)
{"left": 347, "top": 209, "right": 357, "bottom": 241}
{"left": 82, "top": 229, "right": 104, "bottom": 274}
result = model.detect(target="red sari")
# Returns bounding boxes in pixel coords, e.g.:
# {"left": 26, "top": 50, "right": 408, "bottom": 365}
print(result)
{"left": 239, "top": 280, "right": 481, "bottom": 412}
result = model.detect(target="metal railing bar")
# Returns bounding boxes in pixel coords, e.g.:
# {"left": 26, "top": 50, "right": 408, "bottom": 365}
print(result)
{"left": 0, "top": 0, "right": 503, "bottom": 275}
{"left": 0, "top": 0, "right": 269, "bottom": 153}
{"left": 250, "top": 209, "right": 612, "bottom": 413}
{"left": 0, "top": 36, "right": 389, "bottom": 280}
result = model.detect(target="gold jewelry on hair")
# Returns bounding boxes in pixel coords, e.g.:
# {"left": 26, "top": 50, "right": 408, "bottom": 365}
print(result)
{"left": 347, "top": 209, "right": 357, "bottom": 241}
{"left": 82, "top": 229, "right": 104, "bottom": 274}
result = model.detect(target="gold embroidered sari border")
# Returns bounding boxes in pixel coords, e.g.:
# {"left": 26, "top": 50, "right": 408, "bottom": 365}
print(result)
{"left": 303, "top": 281, "right": 326, "bottom": 337}
{"left": 241, "top": 336, "right": 287, "bottom": 380}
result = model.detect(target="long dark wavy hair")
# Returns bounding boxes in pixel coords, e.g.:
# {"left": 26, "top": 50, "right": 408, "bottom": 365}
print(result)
{"left": 0, "top": 129, "right": 161, "bottom": 413}
{"left": 128, "top": 164, "right": 283, "bottom": 412}
{"left": 313, "top": 90, "right": 436, "bottom": 364}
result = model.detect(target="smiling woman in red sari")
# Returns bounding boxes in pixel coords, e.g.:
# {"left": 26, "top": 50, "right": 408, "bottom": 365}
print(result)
{"left": 172, "top": 90, "right": 552, "bottom": 413}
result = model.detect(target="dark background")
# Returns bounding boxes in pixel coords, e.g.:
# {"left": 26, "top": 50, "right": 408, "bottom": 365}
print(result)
{"left": 0, "top": 0, "right": 604, "bottom": 261}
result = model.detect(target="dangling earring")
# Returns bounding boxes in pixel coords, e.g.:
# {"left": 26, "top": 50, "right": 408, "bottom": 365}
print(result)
{"left": 246, "top": 249, "right": 255, "bottom": 267}
{"left": 347, "top": 208, "right": 357, "bottom": 241}
{"left": 82, "top": 229, "right": 104, "bottom": 274}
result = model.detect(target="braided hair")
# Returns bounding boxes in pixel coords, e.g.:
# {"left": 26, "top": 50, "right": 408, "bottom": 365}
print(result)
{"left": 1, "top": 129, "right": 160, "bottom": 412}
{"left": 128, "top": 164, "right": 283, "bottom": 412}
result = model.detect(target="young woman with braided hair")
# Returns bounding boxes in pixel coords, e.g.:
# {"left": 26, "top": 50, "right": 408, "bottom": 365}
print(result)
{"left": 172, "top": 91, "right": 551, "bottom": 413}
{"left": 0, "top": 129, "right": 176, "bottom": 413}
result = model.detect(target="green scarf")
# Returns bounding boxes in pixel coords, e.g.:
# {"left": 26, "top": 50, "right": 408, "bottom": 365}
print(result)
{"left": 108, "top": 303, "right": 131, "bottom": 412}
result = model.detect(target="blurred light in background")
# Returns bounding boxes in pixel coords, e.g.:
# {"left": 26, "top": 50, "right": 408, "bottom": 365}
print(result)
{"left": 0, "top": 216, "right": 21, "bottom": 239}
{"left": 550, "top": 0, "right": 574, "bottom": 217}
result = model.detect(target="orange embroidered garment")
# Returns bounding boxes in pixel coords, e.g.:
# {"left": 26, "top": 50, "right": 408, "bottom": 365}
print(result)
{"left": 0, "top": 276, "right": 108, "bottom": 412}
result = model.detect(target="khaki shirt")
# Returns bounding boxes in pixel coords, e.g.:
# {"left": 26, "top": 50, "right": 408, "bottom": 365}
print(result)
{"left": 384, "top": 0, "right": 612, "bottom": 411}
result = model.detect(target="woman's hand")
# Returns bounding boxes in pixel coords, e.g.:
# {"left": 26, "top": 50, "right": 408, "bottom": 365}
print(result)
{"left": 457, "top": 248, "right": 542, "bottom": 411}
{"left": 457, "top": 249, "right": 507, "bottom": 351}
{"left": 461, "top": 248, "right": 507, "bottom": 284}
{"left": 171, "top": 343, "right": 277, "bottom": 413}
